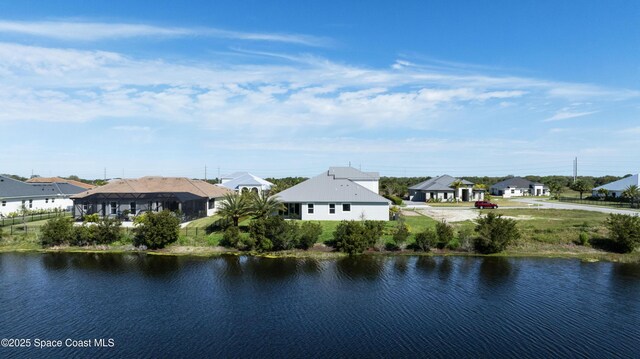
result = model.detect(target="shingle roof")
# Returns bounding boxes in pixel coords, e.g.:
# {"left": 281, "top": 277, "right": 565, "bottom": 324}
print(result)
{"left": 219, "top": 172, "right": 273, "bottom": 190}
{"left": 491, "top": 177, "right": 545, "bottom": 190}
{"left": 0, "top": 175, "right": 86, "bottom": 199}
{"left": 593, "top": 174, "right": 639, "bottom": 192}
{"left": 409, "top": 175, "right": 474, "bottom": 191}
{"left": 71, "top": 176, "right": 231, "bottom": 199}
{"left": 274, "top": 171, "right": 389, "bottom": 203}
{"left": 328, "top": 167, "right": 379, "bottom": 180}
{"left": 26, "top": 177, "right": 95, "bottom": 189}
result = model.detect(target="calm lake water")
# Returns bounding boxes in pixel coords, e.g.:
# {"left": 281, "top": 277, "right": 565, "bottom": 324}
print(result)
{"left": 0, "top": 252, "right": 638, "bottom": 358}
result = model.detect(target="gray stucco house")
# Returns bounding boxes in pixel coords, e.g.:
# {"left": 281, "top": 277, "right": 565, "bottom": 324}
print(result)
{"left": 490, "top": 177, "right": 549, "bottom": 197}
{"left": 408, "top": 175, "right": 484, "bottom": 202}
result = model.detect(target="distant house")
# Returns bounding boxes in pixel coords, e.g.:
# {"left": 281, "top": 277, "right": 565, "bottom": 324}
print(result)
{"left": 408, "top": 175, "right": 484, "bottom": 202}
{"left": 274, "top": 167, "right": 390, "bottom": 221}
{"left": 219, "top": 172, "right": 273, "bottom": 195}
{"left": 26, "top": 176, "right": 95, "bottom": 190}
{"left": 71, "top": 176, "right": 231, "bottom": 221}
{"left": 592, "top": 174, "right": 639, "bottom": 198}
{"left": 0, "top": 175, "right": 86, "bottom": 216}
{"left": 490, "top": 177, "right": 549, "bottom": 197}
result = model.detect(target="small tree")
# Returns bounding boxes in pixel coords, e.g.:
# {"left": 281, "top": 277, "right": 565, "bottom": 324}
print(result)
{"left": 605, "top": 214, "right": 640, "bottom": 253}
{"left": 363, "top": 220, "right": 385, "bottom": 247}
{"left": 435, "top": 220, "right": 454, "bottom": 249}
{"left": 218, "top": 192, "right": 251, "bottom": 226}
{"left": 249, "top": 192, "right": 285, "bottom": 219}
{"left": 41, "top": 216, "right": 74, "bottom": 247}
{"left": 548, "top": 181, "right": 564, "bottom": 200}
{"left": 392, "top": 221, "right": 410, "bottom": 249}
{"left": 474, "top": 212, "right": 520, "bottom": 254}
{"left": 622, "top": 185, "right": 640, "bottom": 208}
{"left": 133, "top": 211, "right": 180, "bottom": 249}
{"left": 450, "top": 180, "right": 464, "bottom": 202}
{"left": 221, "top": 226, "right": 241, "bottom": 248}
{"left": 333, "top": 220, "right": 368, "bottom": 255}
{"left": 299, "top": 222, "right": 322, "bottom": 250}
{"left": 597, "top": 188, "right": 609, "bottom": 199}
{"left": 414, "top": 228, "right": 438, "bottom": 252}
{"left": 570, "top": 179, "right": 592, "bottom": 199}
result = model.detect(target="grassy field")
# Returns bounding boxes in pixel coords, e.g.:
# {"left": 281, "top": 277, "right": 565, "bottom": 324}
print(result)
{"left": 425, "top": 197, "right": 532, "bottom": 208}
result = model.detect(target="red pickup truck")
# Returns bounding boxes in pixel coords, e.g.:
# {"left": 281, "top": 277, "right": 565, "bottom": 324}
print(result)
{"left": 475, "top": 201, "right": 499, "bottom": 209}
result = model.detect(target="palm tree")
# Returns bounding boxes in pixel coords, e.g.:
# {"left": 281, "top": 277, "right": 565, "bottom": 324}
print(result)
{"left": 250, "top": 191, "right": 285, "bottom": 219}
{"left": 622, "top": 185, "right": 640, "bottom": 208}
{"left": 450, "top": 180, "right": 464, "bottom": 202}
{"left": 597, "top": 188, "right": 609, "bottom": 199}
{"left": 218, "top": 193, "right": 251, "bottom": 227}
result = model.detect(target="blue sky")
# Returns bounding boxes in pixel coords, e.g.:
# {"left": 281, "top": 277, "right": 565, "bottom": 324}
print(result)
{"left": 0, "top": 0, "right": 638, "bottom": 179}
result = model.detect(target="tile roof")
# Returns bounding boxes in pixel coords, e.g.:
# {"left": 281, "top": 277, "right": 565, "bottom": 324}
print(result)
{"left": 26, "top": 177, "right": 95, "bottom": 189}
{"left": 71, "top": 176, "right": 231, "bottom": 199}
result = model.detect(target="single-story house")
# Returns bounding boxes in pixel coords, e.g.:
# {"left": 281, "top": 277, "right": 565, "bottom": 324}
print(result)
{"left": 71, "top": 176, "right": 231, "bottom": 221}
{"left": 592, "top": 174, "right": 639, "bottom": 198}
{"left": 219, "top": 172, "right": 273, "bottom": 195}
{"left": 490, "top": 177, "right": 549, "bottom": 197}
{"left": 0, "top": 175, "right": 86, "bottom": 216}
{"left": 274, "top": 167, "right": 390, "bottom": 221}
{"left": 408, "top": 175, "right": 484, "bottom": 202}
{"left": 26, "top": 176, "right": 95, "bottom": 190}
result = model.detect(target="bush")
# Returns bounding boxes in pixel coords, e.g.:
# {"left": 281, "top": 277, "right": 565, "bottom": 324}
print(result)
{"left": 41, "top": 216, "right": 74, "bottom": 247}
{"left": 71, "top": 225, "right": 94, "bottom": 246}
{"left": 384, "top": 195, "right": 403, "bottom": 206}
{"left": 93, "top": 218, "right": 122, "bottom": 245}
{"left": 576, "top": 232, "right": 589, "bottom": 246}
{"left": 474, "top": 212, "right": 520, "bottom": 254}
{"left": 333, "top": 220, "right": 369, "bottom": 255}
{"left": 83, "top": 213, "right": 99, "bottom": 223}
{"left": 363, "top": 220, "right": 385, "bottom": 247}
{"left": 249, "top": 217, "right": 300, "bottom": 251}
{"left": 414, "top": 229, "right": 437, "bottom": 252}
{"left": 457, "top": 226, "right": 474, "bottom": 251}
{"left": 299, "top": 222, "right": 322, "bottom": 250}
{"left": 221, "top": 226, "right": 241, "bottom": 248}
{"left": 605, "top": 214, "right": 640, "bottom": 253}
{"left": 435, "top": 220, "right": 454, "bottom": 249}
{"left": 446, "top": 238, "right": 460, "bottom": 250}
{"left": 133, "top": 211, "right": 180, "bottom": 249}
{"left": 392, "top": 221, "right": 410, "bottom": 249}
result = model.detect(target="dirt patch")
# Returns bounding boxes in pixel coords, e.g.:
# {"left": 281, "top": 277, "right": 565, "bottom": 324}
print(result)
{"left": 407, "top": 208, "right": 480, "bottom": 223}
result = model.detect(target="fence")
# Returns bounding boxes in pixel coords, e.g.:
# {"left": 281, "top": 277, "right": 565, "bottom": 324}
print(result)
{"left": 559, "top": 197, "right": 636, "bottom": 209}
{"left": 0, "top": 211, "right": 71, "bottom": 227}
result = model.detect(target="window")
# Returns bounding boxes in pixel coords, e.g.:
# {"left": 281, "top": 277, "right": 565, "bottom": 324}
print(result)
{"left": 308, "top": 203, "right": 314, "bottom": 214}
{"left": 110, "top": 202, "right": 117, "bottom": 215}
{"left": 208, "top": 199, "right": 215, "bottom": 209}
{"left": 443, "top": 193, "right": 448, "bottom": 200}
{"left": 342, "top": 204, "right": 351, "bottom": 212}
{"left": 148, "top": 201, "right": 153, "bottom": 211}
{"left": 329, "top": 204, "right": 336, "bottom": 214}
{"left": 29, "top": 199, "right": 33, "bottom": 208}
{"left": 45, "top": 198, "right": 49, "bottom": 203}
{"left": 51, "top": 198, "right": 55, "bottom": 203}
{"left": 130, "top": 202, "right": 136, "bottom": 215}
{"left": 1, "top": 201, "right": 5, "bottom": 206}
{"left": 83, "top": 203, "right": 88, "bottom": 211}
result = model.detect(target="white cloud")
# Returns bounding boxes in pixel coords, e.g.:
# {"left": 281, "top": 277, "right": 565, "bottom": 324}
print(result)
{"left": 0, "top": 20, "right": 330, "bottom": 46}
{"left": 543, "top": 110, "right": 597, "bottom": 122}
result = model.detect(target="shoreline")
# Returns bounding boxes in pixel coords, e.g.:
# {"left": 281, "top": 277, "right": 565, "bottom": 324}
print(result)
{"left": 1, "top": 244, "right": 638, "bottom": 263}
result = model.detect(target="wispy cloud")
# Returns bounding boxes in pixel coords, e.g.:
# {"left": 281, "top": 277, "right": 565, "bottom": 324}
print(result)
{"left": 543, "top": 110, "right": 597, "bottom": 122}
{"left": 0, "top": 20, "right": 330, "bottom": 46}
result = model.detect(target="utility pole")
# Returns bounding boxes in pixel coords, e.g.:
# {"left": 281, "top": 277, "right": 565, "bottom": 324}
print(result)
{"left": 573, "top": 157, "right": 578, "bottom": 182}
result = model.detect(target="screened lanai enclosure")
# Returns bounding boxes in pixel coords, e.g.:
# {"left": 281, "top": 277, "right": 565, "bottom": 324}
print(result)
{"left": 71, "top": 177, "right": 231, "bottom": 222}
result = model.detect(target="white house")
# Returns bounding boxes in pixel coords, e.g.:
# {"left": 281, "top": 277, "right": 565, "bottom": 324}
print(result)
{"left": 71, "top": 176, "right": 232, "bottom": 221}
{"left": 219, "top": 172, "right": 273, "bottom": 195}
{"left": 592, "top": 174, "right": 639, "bottom": 198}
{"left": 408, "top": 175, "right": 484, "bottom": 202}
{"left": 0, "top": 175, "right": 86, "bottom": 216}
{"left": 274, "top": 167, "right": 390, "bottom": 221}
{"left": 490, "top": 177, "right": 549, "bottom": 197}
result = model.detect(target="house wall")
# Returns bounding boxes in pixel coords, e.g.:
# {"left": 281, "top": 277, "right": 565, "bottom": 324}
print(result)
{"left": 1, "top": 197, "right": 73, "bottom": 216}
{"left": 353, "top": 180, "right": 379, "bottom": 194}
{"left": 300, "top": 202, "right": 389, "bottom": 221}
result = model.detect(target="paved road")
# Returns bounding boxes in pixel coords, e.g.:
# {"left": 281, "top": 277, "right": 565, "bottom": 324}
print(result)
{"left": 510, "top": 198, "right": 640, "bottom": 215}
{"left": 403, "top": 199, "right": 640, "bottom": 215}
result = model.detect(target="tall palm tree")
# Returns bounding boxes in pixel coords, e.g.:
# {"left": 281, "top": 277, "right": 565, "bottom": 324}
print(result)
{"left": 623, "top": 185, "right": 640, "bottom": 208}
{"left": 250, "top": 192, "right": 285, "bottom": 219}
{"left": 218, "top": 193, "right": 251, "bottom": 227}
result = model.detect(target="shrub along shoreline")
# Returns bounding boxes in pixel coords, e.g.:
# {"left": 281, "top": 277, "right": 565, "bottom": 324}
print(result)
{"left": 1, "top": 208, "right": 638, "bottom": 263}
